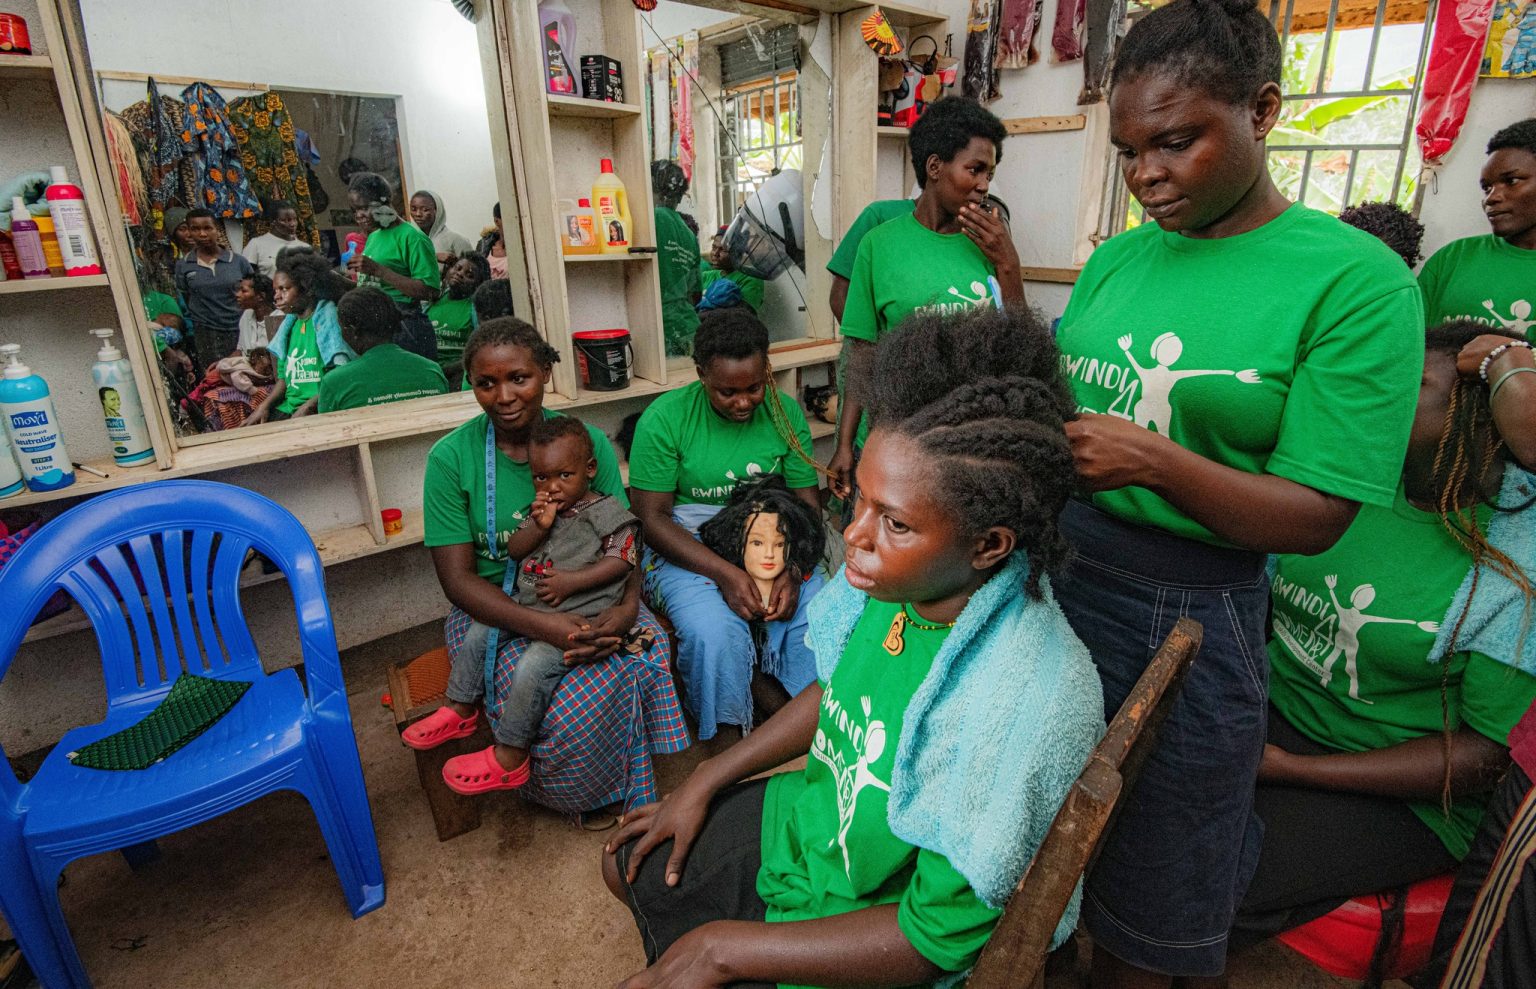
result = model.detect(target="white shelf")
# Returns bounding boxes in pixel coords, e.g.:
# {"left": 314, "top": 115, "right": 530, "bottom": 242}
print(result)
{"left": 0, "top": 273, "right": 110, "bottom": 295}
{"left": 546, "top": 93, "right": 643, "bottom": 119}
{"left": 563, "top": 252, "right": 656, "bottom": 263}
{"left": 877, "top": 126, "right": 910, "bottom": 139}
{"left": 0, "top": 54, "right": 54, "bottom": 80}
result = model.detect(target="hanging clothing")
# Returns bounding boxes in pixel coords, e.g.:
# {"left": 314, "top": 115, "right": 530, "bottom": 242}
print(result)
{"left": 227, "top": 92, "right": 320, "bottom": 248}
{"left": 119, "top": 81, "right": 197, "bottom": 225}
{"left": 997, "top": 0, "right": 1044, "bottom": 70}
{"left": 178, "top": 83, "right": 261, "bottom": 219}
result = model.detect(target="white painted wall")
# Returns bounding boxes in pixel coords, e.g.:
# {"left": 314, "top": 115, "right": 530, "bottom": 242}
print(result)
{"left": 78, "top": 0, "right": 500, "bottom": 244}
{"left": 1418, "top": 78, "right": 1536, "bottom": 262}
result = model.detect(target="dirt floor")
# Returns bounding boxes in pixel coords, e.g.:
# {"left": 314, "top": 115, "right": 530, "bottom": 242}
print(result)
{"left": 16, "top": 622, "right": 1405, "bottom": 989}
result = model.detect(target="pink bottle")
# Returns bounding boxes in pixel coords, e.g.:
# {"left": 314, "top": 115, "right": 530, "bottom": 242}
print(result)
{"left": 44, "top": 166, "right": 102, "bottom": 276}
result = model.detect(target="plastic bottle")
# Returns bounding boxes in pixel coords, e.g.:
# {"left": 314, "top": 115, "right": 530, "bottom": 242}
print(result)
{"left": 592, "top": 159, "right": 632, "bottom": 255}
{"left": 9, "top": 196, "right": 49, "bottom": 279}
{"left": 46, "top": 166, "right": 103, "bottom": 276}
{"left": 559, "top": 197, "right": 598, "bottom": 256}
{"left": 538, "top": 0, "right": 579, "bottom": 96}
{"left": 32, "top": 213, "right": 66, "bottom": 276}
{"left": 0, "top": 440, "right": 22, "bottom": 500}
{"left": 0, "top": 343, "right": 73, "bottom": 492}
{"left": 0, "top": 230, "right": 23, "bottom": 281}
{"left": 89, "top": 328, "right": 153, "bottom": 466}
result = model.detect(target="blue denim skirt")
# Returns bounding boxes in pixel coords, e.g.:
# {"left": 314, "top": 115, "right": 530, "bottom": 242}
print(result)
{"left": 1053, "top": 499, "right": 1269, "bottom": 977}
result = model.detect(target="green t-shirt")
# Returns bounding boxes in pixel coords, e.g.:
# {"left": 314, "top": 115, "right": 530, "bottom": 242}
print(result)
{"left": 628, "top": 380, "right": 817, "bottom": 506}
{"left": 423, "top": 409, "right": 629, "bottom": 581}
{"left": 827, "top": 199, "right": 917, "bottom": 280}
{"left": 427, "top": 294, "right": 476, "bottom": 366}
{"left": 361, "top": 221, "right": 441, "bottom": 307}
{"left": 841, "top": 211, "right": 997, "bottom": 446}
{"left": 1268, "top": 484, "right": 1536, "bottom": 858}
{"left": 656, "top": 207, "right": 702, "bottom": 358}
{"left": 1418, "top": 234, "right": 1536, "bottom": 340}
{"left": 1057, "top": 203, "right": 1424, "bottom": 544}
{"left": 142, "top": 290, "right": 183, "bottom": 324}
{"left": 317, "top": 342, "right": 448, "bottom": 413}
{"left": 700, "top": 261, "right": 765, "bottom": 312}
{"left": 276, "top": 315, "right": 324, "bottom": 414}
{"left": 758, "top": 599, "right": 1001, "bottom": 983}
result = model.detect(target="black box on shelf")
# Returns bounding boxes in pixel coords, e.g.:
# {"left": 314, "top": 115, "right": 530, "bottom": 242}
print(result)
{"left": 580, "top": 55, "right": 623, "bottom": 103}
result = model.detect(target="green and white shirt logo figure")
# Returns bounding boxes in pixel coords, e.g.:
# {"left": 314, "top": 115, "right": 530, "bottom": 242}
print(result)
{"left": 1107, "top": 331, "right": 1261, "bottom": 433}
{"left": 810, "top": 692, "right": 891, "bottom": 879}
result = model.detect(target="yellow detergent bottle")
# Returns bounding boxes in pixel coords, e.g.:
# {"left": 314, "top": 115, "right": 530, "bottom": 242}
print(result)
{"left": 591, "top": 158, "right": 632, "bottom": 255}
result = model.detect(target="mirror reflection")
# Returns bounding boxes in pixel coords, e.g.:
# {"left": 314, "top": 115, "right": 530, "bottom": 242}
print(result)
{"left": 638, "top": 3, "right": 825, "bottom": 361}
{"left": 80, "top": 0, "right": 520, "bottom": 436}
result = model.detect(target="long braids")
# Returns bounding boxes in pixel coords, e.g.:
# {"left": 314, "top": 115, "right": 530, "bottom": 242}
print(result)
{"left": 1425, "top": 320, "right": 1536, "bottom": 809}
{"left": 866, "top": 305, "right": 1078, "bottom": 598}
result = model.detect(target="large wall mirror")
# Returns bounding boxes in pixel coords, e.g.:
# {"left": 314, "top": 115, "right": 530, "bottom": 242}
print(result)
{"left": 635, "top": 1, "right": 833, "bottom": 364}
{"left": 75, "top": 0, "right": 531, "bottom": 443}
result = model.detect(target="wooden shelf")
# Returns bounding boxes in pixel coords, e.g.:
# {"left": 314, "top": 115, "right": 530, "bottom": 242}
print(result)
{"left": 563, "top": 252, "right": 656, "bottom": 263}
{"left": 877, "top": 126, "right": 910, "bottom": 139}
{"left": 1, "top": 456, "right": 158, "bottom": 510}
{"left": 0, "top": 54, "right": 54, "bottom": 80}
{"left": 21, "top": 509, "right": 427, "bottom": 645}
{"left": 0, "top": 273, "right": 109, "bottom": 295}
{"left": 808, "top": 420, "right": 836, "bottom": 440}
{"left": 546, "top": 93, "right": 643, "bottom": 119}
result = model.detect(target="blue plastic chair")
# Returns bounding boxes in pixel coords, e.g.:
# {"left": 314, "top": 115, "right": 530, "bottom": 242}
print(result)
{"left": 0, "top": 480, "right": 385, "bottom": 989}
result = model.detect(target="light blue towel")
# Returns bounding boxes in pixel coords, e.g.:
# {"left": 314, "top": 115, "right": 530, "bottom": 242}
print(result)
{"left": 805, "top": 553, "right": 1105, "bottom": 953}
{"left": 269, "top": 299, "right": 358, "bottom": 369}
{"left": 1429, "top": 465, "right": 1536, "bottom": 674}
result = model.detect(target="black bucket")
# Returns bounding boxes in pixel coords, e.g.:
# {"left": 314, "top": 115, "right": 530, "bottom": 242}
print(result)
{"left": 573, "top": 328, "right": 633, "bottom": 391}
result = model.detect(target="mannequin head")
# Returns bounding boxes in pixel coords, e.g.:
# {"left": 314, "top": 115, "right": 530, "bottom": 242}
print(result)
{"left": 699, "top": 474, "right": 825, "bottom": 609}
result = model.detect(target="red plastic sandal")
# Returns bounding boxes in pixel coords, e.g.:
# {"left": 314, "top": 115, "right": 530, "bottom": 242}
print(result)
{"left": 442, "top": 746, "right": 531, "bottom": 795}
{"left": 400, "top": 706, "right": 479, "bottom": 751}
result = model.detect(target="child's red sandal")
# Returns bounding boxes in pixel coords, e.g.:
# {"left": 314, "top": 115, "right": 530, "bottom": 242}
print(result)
{"left": 400, "top": 706, "right": 479, "bottom": 751}
{"left": 442, "top": 746, "right": 531, "bottom": 795}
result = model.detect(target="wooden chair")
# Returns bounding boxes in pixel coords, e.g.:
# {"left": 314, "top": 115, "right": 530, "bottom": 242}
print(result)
{"left": 967, "top": 617, "right": 1203, "bottom": 989}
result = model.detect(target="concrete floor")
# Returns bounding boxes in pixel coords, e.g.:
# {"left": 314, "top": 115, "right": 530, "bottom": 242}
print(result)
{"left": 18, "top": 622, "right": 1402, "bottom": 989}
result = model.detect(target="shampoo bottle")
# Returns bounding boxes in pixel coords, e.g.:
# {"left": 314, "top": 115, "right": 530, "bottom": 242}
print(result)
{"left": 592, "top": 159, "right": 632, "bottom": 255}
{"left": 89, "top": 328, "right": 153, "bottom": 465}
{"left": 9, "top": 196, "right": 49, "bottom": 280}
{"left": 46, "top": 166, "right": 103, "bottom": 276}
{"left": 538, "top": 0, "right": 578, "bottom": 95}
{"left": 0, "top": 344, "right": 73, "bottom": 491}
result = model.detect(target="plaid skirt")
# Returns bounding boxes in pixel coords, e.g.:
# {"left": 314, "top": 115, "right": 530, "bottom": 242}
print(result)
{"left": 444, "top": 605, "right": 689, "bottom": 813}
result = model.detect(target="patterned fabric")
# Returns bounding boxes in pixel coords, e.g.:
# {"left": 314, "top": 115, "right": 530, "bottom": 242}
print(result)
{"left": 179, "top": 83, "right": 261, "bottom": 219}
{"left": 118, "top": 82, "right": 197, "bottom": 225}
{"left": 445, "top": 604, "right": 689, "bottom": 813}
{"left": 227, "top": 92, "right": 320, "bottom": 247}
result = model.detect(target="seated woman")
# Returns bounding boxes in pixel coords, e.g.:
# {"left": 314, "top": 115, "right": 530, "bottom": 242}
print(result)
{"left": 319, "top": 286, "right": 448, "bottom": 413}
{"left": 601, "top": 306, "right": 1103, "bottom": 988}
{"left": 629, "top": 309, "right": 824, "bottom": 739}
{"left": 1229, "top": 319, "right": 1536, "bottom": 956}
{"left": 419, "top": 317, "right": 688, "bottom": 812}
{"left": 248, "top": 252, "right": 357, "bottom": 424}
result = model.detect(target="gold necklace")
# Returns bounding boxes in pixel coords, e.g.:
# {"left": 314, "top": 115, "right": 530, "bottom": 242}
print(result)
{"left": 882, "top": 604, "right": 956, "bottom": 656}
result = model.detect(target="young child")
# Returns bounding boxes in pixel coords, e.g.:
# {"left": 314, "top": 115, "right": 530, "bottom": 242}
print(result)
{"left": 601, "top": 306, "right": 1103, "bottom": 987}
{"left": 233, "top": 272, "right": 282, "bottom": 351}
{"left": 406, "top": 414, "right": 641, "bottom": 795}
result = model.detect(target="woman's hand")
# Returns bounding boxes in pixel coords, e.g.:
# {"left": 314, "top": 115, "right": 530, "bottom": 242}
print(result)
{"left": 716, "top": 566, "right": 767, "bottom": 622}
{"left": 348, "top": 254, "right": 385, "bottom": 279}
{"left": 605, "top": 776, "right": 720, "bottom": 886}
{"left": 958, "top": 202, "right": 1020, "bottom": 274}
{"left": 614, "top": 924, "right": 734, "bottom": 989}
{"left": 1458, "top": 333, "right": 1535, "bottom": 379}
{"left": 563, "top": 595, "right": 638, "bottom": 665}
{"left": 1065, "top": 412, "right": 1169, "bottom": 492}
{"left": 826, "top": 444, "right": 855, "bottom": 500}
{"left": 436, "top": 250, "right": 457, "bottom": 265}
{"left": 763, "top": 571, "right": 800, "bottom": 623}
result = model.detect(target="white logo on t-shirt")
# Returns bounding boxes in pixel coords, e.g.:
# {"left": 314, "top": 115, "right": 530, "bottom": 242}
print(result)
{"left": 811, "top": 693, "right": 891, "bottom": 880}
{"left": 1483, "top": 298, "right": 1535, "bottom": 336}
{"left": 1107, "top": 332, "right": 1261, "bottom": 434}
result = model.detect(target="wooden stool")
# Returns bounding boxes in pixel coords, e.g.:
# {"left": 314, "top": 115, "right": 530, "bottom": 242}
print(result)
{"left": 386, "top": 647, "right": 493, "bottom": 841}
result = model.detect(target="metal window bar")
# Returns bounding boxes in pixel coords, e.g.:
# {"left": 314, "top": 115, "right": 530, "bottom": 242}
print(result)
{"left": 716, "top": 72, "right": 801, "bottom": 225}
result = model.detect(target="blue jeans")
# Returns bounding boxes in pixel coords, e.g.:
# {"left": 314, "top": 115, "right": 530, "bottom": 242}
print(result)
{"left": 1052, "top": 499, "right": 1269, "bottom": 978}
{"left": 643, "top": 542, "right": 824, "bottom": 741}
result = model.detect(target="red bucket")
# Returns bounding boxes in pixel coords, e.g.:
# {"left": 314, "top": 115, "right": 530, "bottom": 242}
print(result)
{"left": 573, "top": 328, "right": 633, "bottom": 391}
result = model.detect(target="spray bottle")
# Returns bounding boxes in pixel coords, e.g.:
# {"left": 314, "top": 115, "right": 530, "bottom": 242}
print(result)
{"left": 0, "top": 343, "right": 73, "bottom": 491}
{"left": 46, "top": 166, "right": 103, "bottom": 276}
{"left": 89, "top": 328, "right": 153, "bottom": 465}
{"left": 9, "top": 196, "right": 49, "bottom": 280}
{"left": 592, "top": 159, "right": 633, "bottom": 255}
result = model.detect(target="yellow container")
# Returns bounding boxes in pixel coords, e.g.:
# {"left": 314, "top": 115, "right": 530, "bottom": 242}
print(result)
{"left": 32, "top": 213, "right": 65, "bottom": 275}
{"left": 560, "top": 197, "right": 599, "bottom": 256}
{"left": 591, "top": 158, "right": 633, "bottom": 256}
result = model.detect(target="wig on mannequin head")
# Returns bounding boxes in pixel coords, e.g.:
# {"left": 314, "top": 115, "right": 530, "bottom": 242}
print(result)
{"left": 699, "top": 473, "right": 825, "bottom": 577}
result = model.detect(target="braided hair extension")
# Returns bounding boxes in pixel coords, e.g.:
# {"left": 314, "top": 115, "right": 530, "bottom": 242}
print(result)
{"left": 865, "top": 306, "right": 1077, "bottom": 598}
{"left": 1425, "top": 320, "right": 1536, "bottom": 808}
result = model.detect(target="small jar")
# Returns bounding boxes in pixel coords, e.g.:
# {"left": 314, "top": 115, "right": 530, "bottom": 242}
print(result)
{"left": 381, "top": 508, "right": 403, "bottom": 536}
{"left": 0, "top": 14, "right": 32, "bottom": 56}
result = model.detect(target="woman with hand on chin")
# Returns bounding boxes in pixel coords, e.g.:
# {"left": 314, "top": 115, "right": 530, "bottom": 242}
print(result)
{"left": 1050, "top": 0, "right": 1425, "bottom": 985}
